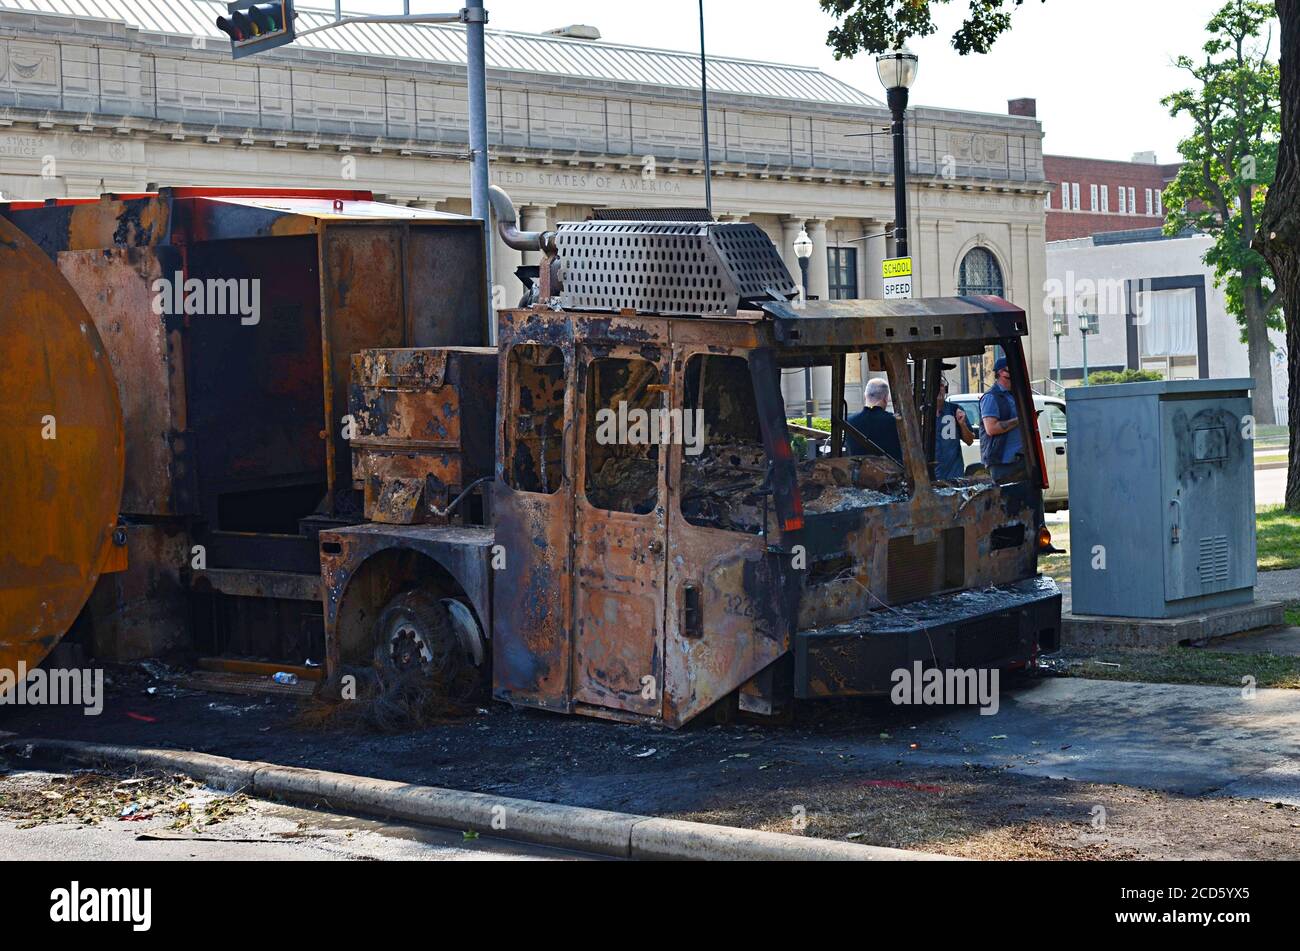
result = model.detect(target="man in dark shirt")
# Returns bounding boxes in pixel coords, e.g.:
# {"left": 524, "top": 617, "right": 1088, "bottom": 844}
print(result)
{"left": 846, "top": 377, "right": 903, "bottom": 464}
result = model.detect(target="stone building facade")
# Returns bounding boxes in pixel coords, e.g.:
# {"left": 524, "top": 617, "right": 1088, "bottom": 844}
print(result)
{"left": 0, "top": 0, "right": 1051, "bottom": 407}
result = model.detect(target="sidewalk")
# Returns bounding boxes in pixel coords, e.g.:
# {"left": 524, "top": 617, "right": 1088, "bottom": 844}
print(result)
{"left": 1, "top": 738, "right": 951, "bottom": 862}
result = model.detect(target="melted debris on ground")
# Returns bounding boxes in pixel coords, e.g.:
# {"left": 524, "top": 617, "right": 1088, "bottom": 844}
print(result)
{"left": 0, "top": 767, "right": 248, "bottom": 831}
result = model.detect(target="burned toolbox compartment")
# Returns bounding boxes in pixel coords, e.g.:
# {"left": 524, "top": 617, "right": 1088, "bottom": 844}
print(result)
{"left": 350, "top": 346, "right": 499, "bottom": 525}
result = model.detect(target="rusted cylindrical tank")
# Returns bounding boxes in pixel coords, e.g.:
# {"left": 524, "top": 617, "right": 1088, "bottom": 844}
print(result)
{"left": 0, "top": 215, "right": 124, "bottom": 678}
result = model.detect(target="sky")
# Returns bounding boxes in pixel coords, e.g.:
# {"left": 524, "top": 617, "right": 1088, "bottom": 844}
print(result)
{"left": 329, "top": 0, "right": 1279, "bottom": 163}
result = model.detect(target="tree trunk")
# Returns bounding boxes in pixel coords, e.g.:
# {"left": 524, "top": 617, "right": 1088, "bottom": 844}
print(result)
{"left": 1258, "top": 1, "right": 1300, "bottom": 510}
{"left": 1242, "top": 264, "right": 1278, "bottom": 425}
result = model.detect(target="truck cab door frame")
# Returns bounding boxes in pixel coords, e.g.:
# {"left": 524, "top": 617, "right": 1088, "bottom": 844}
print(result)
{"left": 569, "top": 344, "right": 669, "bottom": 718}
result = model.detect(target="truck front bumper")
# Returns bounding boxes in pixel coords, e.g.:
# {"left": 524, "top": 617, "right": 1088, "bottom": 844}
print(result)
{"left": 793, "top": 576, "right": 1062, "bottom": 699}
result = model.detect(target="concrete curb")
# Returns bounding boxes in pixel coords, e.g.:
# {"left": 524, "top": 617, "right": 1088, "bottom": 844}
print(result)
{"left": 2, "top": 737, "right": 955, "bottom": 861}
{"left": 628, "top": 817, "right": 941, "bottom": 861}
{"left": 253, "top": 763, "right": 640, "bottom": 858}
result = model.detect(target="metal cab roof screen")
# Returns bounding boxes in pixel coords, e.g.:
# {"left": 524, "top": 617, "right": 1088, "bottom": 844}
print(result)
{"left": 555, "top": 220, "right": 799, "bottom": 316}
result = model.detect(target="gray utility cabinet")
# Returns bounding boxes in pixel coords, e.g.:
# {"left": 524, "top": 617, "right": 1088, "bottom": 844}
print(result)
{"left": 1067, "top": 379, "right": 1255, "bottom": 618}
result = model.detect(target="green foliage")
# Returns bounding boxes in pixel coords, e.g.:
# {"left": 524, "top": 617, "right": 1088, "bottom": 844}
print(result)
{"left": 1257, "top": 504, "right": 1300, "bottom": 570}
{"left": 1162, "top": 0, "right": 1282, "bottom": 335}
{"left": 788, "top": 416, "right": 833, "bottom": 432}
{"left": 819, "top": 0, "right": 1045, "bottom": 57}
{"left": 1085, "top": 369, "right": 1165, "bottom": 385}
{"left": 787, "top": 417, "right": 832, "bottom": 458}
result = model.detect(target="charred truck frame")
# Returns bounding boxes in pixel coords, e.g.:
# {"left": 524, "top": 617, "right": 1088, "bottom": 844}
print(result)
{"left": 1, "top": 187, "right": 486, "bottom": 679}
{"left": 2, "top": 184, "right": 1059, "bottom": 728}
{"left": 317, "top": 188, "right": 1061, "bottom": 728}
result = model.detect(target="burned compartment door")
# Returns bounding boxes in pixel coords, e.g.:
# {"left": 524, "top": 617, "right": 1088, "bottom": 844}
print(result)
{"left": 492, "top": 340, "right": 574, "bottom": 711}
{"left": 571, "top": 347, "right": 668, "bottom": 716}
{"left": 320, "top": 223, "right": 408, "bottom": 514}
{"left": 56, "top": 246, "right": 192, "bottom": 516}
{"left": 662, "top": 349, "right": 795, "bottom": 727}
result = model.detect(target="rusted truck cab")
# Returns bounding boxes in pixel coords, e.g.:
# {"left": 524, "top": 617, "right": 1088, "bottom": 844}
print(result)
{"left": 489, "top": 298, "right": 1060, "bottom": 728}
{"left": 321, "top": 207, "right": 1060, "bottom": 728}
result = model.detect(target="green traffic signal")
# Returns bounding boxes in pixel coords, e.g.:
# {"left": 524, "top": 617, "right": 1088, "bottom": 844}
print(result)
{"left": 219, "top": 0, "right": 297, "bottom": 58}
{"left": 249, "top": 5, "right": 283, "bottom": 33}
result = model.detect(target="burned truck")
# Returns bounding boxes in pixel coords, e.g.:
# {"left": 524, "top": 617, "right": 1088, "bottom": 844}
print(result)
{"left": 317, "top": 189, "right": 1062, "bottom": 727}
{"left": 2, "top": 182, "right": 1057, "bottom": 726}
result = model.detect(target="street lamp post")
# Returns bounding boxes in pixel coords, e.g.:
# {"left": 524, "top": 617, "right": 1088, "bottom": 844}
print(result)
{"left": 875, "top": 47, "right": 919, "bottom": 258}
{"left": 1078, "top": 311, "right": 1098, "bottom": 385}
{"left": 794, "top": 227, "right": 814, "bottom": 427}
{"left": 1052, "top": 308, "right": 1066, "bottom": 389}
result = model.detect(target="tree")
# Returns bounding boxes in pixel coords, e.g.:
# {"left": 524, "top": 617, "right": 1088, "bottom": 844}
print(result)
{"left": 820, "top": 0, "right": 1044, "bottom": 56}
{"left": 1257, "top": 0, "right": 1300, "bottom": 509}
{"left": 1164, "top": 1, "right": 1281, "bottom": 426}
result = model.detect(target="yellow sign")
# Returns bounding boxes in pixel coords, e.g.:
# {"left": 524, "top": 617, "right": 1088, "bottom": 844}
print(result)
{"left": 882, "top": 256, "right": 912, "bottom": 279}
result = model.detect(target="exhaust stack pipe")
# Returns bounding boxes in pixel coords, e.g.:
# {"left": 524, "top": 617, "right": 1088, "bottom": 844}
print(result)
{"left": 489, "top": 185, "right": 556, "bottom": 255}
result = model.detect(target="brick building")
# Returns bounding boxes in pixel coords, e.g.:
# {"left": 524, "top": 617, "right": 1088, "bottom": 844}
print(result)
{"left": 1044, "top": 152, "right": 1180, "bottom": 241}
{"left": 1009, "top": 100, "right": 1184, "bottom": 241}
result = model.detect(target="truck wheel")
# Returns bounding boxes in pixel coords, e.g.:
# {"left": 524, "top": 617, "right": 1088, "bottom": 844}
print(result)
{"left": 374, "top": 590, "right": 482, "bottom": 701}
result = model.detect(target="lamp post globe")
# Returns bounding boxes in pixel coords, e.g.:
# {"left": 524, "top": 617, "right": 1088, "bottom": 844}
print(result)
{"left": 875, "top": 46, "right": 919, "bottom": 92}
{"left": 793, "top": 227, "right": 813, "bottom": 299}
{"left": 793, "top": 228, "right": 813, "bottom": 260}
{"left": 876, "top": 47, "right": 918, "bottom": 259}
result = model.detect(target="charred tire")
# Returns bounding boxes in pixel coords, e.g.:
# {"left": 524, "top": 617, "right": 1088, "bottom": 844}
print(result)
{"left": 373, "top": 589, "right": 483, "bottom": 702}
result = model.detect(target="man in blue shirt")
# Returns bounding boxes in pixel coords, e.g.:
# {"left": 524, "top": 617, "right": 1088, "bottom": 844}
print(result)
{"left": 846, "top": 377, "right": 903, "bottom": 465}
{"left": 979, "top": 358, "right": 1026, "bottom": 482}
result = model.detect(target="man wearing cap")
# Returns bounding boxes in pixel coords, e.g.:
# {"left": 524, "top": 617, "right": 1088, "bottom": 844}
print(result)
{"left": 979, "top": 358, "right": 1025, "bottom": 482}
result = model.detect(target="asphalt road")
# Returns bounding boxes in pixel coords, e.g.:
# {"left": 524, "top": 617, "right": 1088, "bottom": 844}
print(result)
{"left": 7, "top": 673, "right": 1300, "bottom": 819}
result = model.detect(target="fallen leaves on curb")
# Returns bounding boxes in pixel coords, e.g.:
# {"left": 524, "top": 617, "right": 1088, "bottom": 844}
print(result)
{"left": 0, "top": 769, "right": 247, "bottom": 832}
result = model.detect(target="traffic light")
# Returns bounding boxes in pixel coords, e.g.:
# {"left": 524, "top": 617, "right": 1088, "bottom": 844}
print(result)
{"left": 216, "top": 0, "right": 296, "bottom": 59}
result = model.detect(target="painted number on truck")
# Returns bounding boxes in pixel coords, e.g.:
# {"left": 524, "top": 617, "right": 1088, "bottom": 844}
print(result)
{"left": 724, "top": 593, "right": 759, "bottom": 619}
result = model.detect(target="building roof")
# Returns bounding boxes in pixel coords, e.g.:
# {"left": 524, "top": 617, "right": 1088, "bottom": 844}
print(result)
{"left": 1090, "top": 225, "right": 1198, "bottom": 246}
{"left": 0, "top": 0, "right": 883, "bottom": 108}
{"left": 1047, "top": 225, "right": 1202, "bottom": 249}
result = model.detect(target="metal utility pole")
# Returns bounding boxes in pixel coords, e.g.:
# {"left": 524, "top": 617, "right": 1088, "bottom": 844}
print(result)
{"left": 887, "top": 90, "right": 909, "bottom": 258}
{"left": 464, "top": 0, "right": 492, "bottom": 319}
{"left": 698, "top": 0, "right": 713, "bottom": 215}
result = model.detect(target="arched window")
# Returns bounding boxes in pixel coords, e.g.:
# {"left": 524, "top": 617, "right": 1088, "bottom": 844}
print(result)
{"left": 958, "top": 247, "right": 1004, "bottom": 297}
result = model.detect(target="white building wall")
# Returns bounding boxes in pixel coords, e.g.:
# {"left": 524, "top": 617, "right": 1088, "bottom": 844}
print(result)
{"left": 1044, "top": 233, "right": 1287, "bottom": 420}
